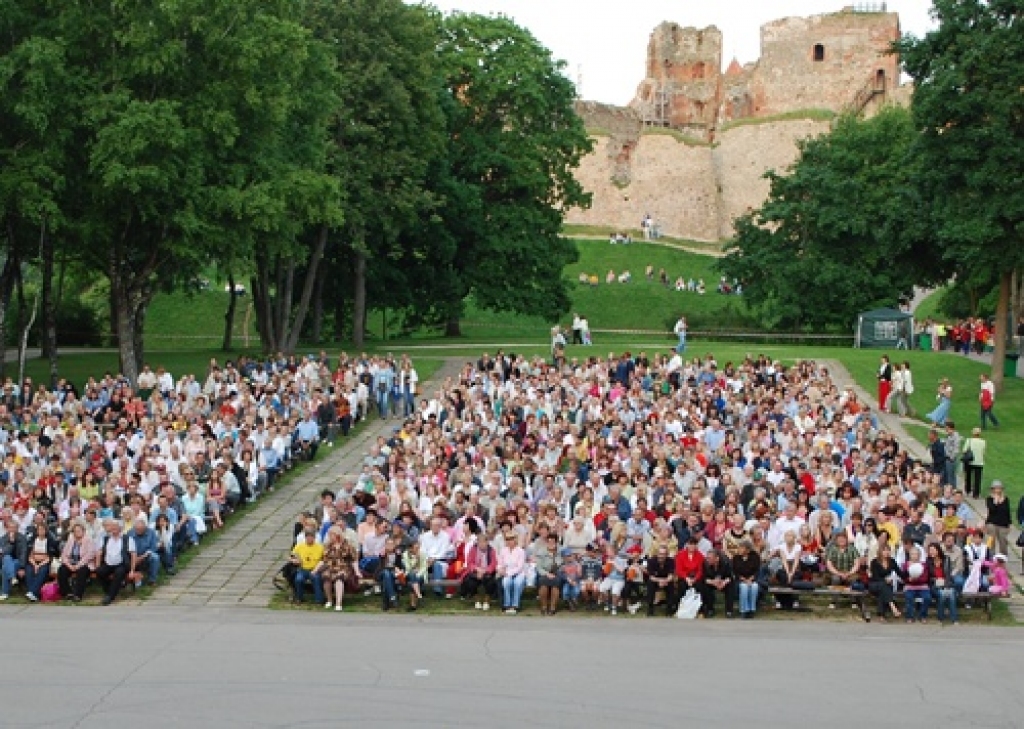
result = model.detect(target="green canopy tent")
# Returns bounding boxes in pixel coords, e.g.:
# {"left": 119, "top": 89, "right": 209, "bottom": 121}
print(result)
{"left": 854, "top": 308, "right": 914, "bottom": 349}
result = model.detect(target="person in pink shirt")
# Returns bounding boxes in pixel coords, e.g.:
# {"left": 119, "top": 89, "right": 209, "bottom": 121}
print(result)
{"left": 497, "top": 532, "right": 526, "bottom": 614}
{"left": 985, "top": 554, "right": 1011, "bottom": 596}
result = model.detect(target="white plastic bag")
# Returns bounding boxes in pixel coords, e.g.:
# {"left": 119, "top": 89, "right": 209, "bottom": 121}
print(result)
{"left": 676, "top": 588, "right": 702, "bottom": 619}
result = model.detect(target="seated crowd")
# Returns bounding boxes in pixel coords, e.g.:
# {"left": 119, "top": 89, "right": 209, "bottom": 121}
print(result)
{"left": 0, "top": 352, "right": 421, "bottom": 604}
{"left": 291, "top": 350, "right": 1006, "bottom": 624}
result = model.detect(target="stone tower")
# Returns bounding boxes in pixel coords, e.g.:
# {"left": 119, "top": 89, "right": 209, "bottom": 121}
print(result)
{"left": 631, "top": 23, "right": 723, "bottom": 140}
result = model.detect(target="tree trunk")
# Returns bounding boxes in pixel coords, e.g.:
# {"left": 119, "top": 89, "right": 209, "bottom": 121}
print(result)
{"left": 109, "top": 274, "right": 141, "bottom": 386}
{"left": 312, "top": 264, "right": 325, "bottom": 343}
{"left": 445, "top": 315, "right": 462, "bottom": 338}
{"left": 991, "top": 269, "right": 1012, "bottom": 391}
{"left": 17, "top": 289, "right": 39, "bottom": 389}
{"left": 40, "top": 223, "right": 58, "bottom": 388}
{"left": 352, "top": 244, "right": 367, "bottom": 348}
{"left": 133, "top": 298, "right": 147, "bottom": 376}
{"left": 0, "top": 250, "right": 20, "bottom": 381}
{"left": 254, "top": 251, "right": 277, "bottom": 353}
{"left": 223, "top": 272, "right": 238, "bottom": 352}
{"left": 333, "top": 280, "right": 346, "bottom": 343}
{"left": 284, "top": 224, "right": 328, "bottom": 353}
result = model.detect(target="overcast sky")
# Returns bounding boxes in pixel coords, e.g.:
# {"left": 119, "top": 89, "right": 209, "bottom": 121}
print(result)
{"left": 420, "top": 0, "right": 936, "bottom": 105}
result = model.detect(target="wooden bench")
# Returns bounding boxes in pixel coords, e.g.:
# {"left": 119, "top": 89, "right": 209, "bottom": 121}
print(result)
{"left": 960, "top": 591, "right": 1007, "bottom": 621}
{"left": 769, "top": 586, "right": 869, "bottom": 618}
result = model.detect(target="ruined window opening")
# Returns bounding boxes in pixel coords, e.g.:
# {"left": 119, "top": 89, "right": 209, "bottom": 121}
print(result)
{"left": 875, "top": 69, "right": 886, "bottom": 90}
{"left": 813, "top": 44, "right": 825, "bottom": 62}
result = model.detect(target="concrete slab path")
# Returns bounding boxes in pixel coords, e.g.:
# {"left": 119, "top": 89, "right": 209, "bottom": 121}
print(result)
{"left": 143, "top": 358, "right": 464, "bottom": 609}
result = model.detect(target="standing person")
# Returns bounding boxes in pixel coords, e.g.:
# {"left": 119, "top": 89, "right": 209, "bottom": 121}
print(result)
{"left": 961, "top": 427, "right": 987, "bottom": 499}
{"left": 926, "top": 378, "right": 953, "bottom": 427}
{"left": 889, "top": 362, "right": 905, "bottom": 415}
{"left": 899, "top": 361, "right": 915, "bottom": 417}
{"left": 984, "top": 481, "right": 1011, "bottom": 557}
{"left": 579, "top": 314, "right": 591, "bottom": 346}
{"left": 877, "top": 355, "right": 893, "bottom": 412}
{"left": 570, "top": 313, "right": 583, "bottom": 346}
{"left": 928, "top": 430, "right": 946, "bottom": 482}
{"left": 979, "top": 373, "right": 1000, "bottom": 430}
{"left": 673, "top": 315, "right": 687, "bottom": 354}
{"left": 942, "top": 421, "right": 961, "bottom": 489}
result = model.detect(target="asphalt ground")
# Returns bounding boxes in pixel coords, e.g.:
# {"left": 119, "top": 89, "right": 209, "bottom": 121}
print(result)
{"left": 1, "top": 607, "right": 1020, "bottom": 728}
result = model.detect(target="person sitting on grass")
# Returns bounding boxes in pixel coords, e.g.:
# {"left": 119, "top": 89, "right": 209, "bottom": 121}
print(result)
{"left": 127, "top": 516, "right": 160, "bottom": 588}
{"left": 23, "top": 510, "right": 59, "bottom": 602}
{"left": 419, "top": 517, "right": 453, "bottom": 599}
{"left": 559, "top": 549, "right": 582, "bottom": 611}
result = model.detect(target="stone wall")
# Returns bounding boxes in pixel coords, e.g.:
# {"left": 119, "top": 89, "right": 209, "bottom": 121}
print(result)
{"left": 749, "top": 11, "right": 901, "bottom": 117}
{"left": 566, "top": 133, "right": 720, "bottom": 241}
{"left": 713, "top": 118, "right": 832, "bottom": 238}
{"left": 567, "top": 6, "right": 906, "bottom": 240}
{"left": 565, "top": 120, "right": 830, "bottom": 240}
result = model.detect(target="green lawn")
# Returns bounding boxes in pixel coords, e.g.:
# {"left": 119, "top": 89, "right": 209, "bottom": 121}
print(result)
{"left": 914, "top": 287, "right": 950, "bottom": 323}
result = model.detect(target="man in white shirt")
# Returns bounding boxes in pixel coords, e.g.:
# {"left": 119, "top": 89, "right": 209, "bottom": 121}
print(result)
{"left": 769, "top": 503, "right": 806, "bottom": 551}
{"left": 418, "top": 517, "right": 453, "bottom": 597}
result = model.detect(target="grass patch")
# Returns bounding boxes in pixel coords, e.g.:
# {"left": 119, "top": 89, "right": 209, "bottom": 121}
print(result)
{"left": 562, "top": 224, "right": 725, "bottom": 250}
{"left": 640, "top": 127, "right": 713, "bottom": 147}
{"left": 719, "top": 108, "right": 836, "bottom": 133}
{"left": 913, "top": 287, "right": 950, "bottom": 323}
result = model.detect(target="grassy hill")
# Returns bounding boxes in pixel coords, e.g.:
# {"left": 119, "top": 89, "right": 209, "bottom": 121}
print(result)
{"left": 142, "top": 239, "right": 752, "bottom": 346}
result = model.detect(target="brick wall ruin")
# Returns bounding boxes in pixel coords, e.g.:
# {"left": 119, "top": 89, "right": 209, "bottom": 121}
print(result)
{"left": 569, "top": 6, "right": 906, "bottom": 240}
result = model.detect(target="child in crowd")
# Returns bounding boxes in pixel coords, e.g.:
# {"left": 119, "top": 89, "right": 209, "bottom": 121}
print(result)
{"left": 598, "top": 544, "right": 627, "bottom": 616}
{"left": 559, "top": 549, "right": 582, "bottom": 611}
{"left": 986, "top": 554, "right": 1011, "bottom": 596}
{"left": 579, "top": 543, "right": 603, "bottom": 610}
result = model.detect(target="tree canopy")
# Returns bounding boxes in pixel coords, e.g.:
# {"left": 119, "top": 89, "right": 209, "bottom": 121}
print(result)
{"left": 719, "top": 107, "right": 945, "bottom": 331}
{"left": 0, "top": 3, "right": 592, "bottom": 379}
{"left": 898, "top": 0, "right": 1024, "bottom": 388}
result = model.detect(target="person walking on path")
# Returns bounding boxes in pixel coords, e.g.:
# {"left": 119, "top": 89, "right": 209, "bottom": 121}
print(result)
{"left": 979, "top": 373, "right": 1000, "bottom": 430}
{"left": 897, "top": 361, "right": 915, "bottom": 417}
{"left": 926, "top": 377, "right": 953, "bottom": 426}
{"left": 889, "top": 362, "right": 904, "bottom": 415}
{"left": 984, "top": 481, "right": 1011, "bottom": 558}
{"left": 961, "top": 427, "right": 987, "bottom": 499}
{"left": 673, "top": 315, "right": 687, "bottom": 354}
{"left": 877, "top": 355, "right": 893, "bottom": 413}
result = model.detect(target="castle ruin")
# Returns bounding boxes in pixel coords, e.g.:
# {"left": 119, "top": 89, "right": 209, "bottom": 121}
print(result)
{"left": 568, "top": 5, "right": 909, "bottom": 240}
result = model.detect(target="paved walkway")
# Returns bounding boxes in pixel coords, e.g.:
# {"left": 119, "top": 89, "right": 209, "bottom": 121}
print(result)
{"left": 144, "top": 358, "right": 464, "bottom": 609}
{"left": 826, "top": 359, "right": 1024, "bottom": 621}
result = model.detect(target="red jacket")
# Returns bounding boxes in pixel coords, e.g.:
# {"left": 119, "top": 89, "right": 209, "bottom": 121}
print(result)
{"left": 675, "top": 548, "right": 704, "bottom": 581}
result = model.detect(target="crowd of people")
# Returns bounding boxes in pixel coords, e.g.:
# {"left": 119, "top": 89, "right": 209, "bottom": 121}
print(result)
{"left": 0, "top": 352, "right": 420, "bottom": 604}
{"left": 287, "top": 349, "right": 1015, "bottom": 623}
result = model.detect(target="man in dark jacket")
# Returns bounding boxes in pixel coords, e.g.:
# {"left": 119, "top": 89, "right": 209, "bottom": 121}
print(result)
{"left": 645, "top": 546, "right": 676, "bottom": 617}
{"left": 699, "top": 548, "right": 735, "bottom": 618}
{"left": 928, "top": 429, "right": 946, "bottom": 478}
{"left": 0, "top": 519, "right": 27, "bottom": 600}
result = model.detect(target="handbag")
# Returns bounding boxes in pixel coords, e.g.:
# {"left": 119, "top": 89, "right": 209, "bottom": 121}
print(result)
{"left": 675, "top": 588, "right": 702, "bottom": 619}
{"left": 1015, "top": 532, "right": 1024, "bottom": 549}
{"left": 961, "top": 446, "right": 974, "bottom": 466}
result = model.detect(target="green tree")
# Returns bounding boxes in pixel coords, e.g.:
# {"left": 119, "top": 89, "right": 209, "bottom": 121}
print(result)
{"left": 898, "top": 0, "right": 1024, "bottom": 390}
{"left": 720, "top": 107, "right": 945, "bottom": 331}
{"left": 433, "top": 13, "right": 593, "bottom": 336}
{"left": 309, "top": 0, "right": 445, "bottom": 348}
{"left": 57, "top": 0, "right": 338, "bottom": 378}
